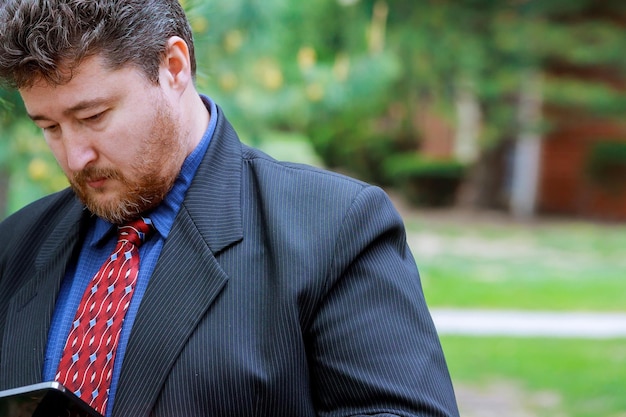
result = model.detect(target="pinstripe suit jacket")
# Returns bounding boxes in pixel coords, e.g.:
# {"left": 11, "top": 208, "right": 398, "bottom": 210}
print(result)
{"left": 0, "top": 107, "right": 459, "bottom": 417}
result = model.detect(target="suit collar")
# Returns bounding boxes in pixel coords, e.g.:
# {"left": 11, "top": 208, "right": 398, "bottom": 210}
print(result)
{"left": 111, "top": 107, "right": 242, "bottom": 416}
{"left": 35, "top": 197, "right": 88, "bottom": 271}
{"left": 179, "top": 104, "right": 244, "bottom": 254}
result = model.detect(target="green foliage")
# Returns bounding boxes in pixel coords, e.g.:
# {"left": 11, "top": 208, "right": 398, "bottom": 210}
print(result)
{"left": 383, "top": 154, "right": 466, "bottom": 206}
{"left": 544, "top": 78, "right": 626, "bottom": 115}
{"left": 384, "top": 154, "right": 466, "bottom": 179}
{"left": 192, "top": 0, "right": 402, "bottom": 160}
{"left": 0, "top": 121, "right": 67, "bottom": 216}
{"left": 586, "top": 141, "right": 626, "bottom": 190}
{"left": 303, "top": 53, "right": 402, "bottom": 180}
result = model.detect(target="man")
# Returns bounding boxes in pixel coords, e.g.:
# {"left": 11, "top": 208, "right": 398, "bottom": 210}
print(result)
{"left": 0, "top": 1, "right": 460, "bottom": 416}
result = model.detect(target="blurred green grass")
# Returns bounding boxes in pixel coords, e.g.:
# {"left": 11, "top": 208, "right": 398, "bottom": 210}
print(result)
{"left": 404, "top": 215, "right": 626, "bottom": 311}
{"left": 402, "top": 212, "right": 626, "bottom": 417}
{"left": 442, "top": 336, "right": 626, "bottom": 417}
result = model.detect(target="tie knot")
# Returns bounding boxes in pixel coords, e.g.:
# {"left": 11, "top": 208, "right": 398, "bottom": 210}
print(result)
{"left": 117, "top": 217, "right": 154, "bottom": 247}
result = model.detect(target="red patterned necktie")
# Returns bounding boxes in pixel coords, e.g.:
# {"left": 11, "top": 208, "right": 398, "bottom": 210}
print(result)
{"left": 56, "top": 217, "right": 154, "bottom": 415}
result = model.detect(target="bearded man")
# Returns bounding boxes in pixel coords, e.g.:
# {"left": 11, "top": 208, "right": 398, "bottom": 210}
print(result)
{"left": 0, "top": 1, "right": 460, "bottom": 417}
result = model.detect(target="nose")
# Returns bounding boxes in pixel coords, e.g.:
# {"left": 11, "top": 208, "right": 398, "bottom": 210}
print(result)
{"left": 63, "top": 127, "right": 97, "bottom": 172}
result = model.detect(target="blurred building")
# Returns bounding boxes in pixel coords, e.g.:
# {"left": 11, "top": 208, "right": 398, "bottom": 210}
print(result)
{"left": 534, "top": 58, "right": 626, "bottom": 221}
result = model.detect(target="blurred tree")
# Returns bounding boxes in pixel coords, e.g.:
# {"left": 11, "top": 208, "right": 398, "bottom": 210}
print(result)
{"left": 1, "top": 86, "right": 68, "bottom": 217}
{"left": 356, "top": 0, "right": 626, "bottom": 211}
{"left": 193, "top": 0, "right": 401, "bottom": 176}
{"left": 1, "top": 0, "right": 625, "bottom": 218}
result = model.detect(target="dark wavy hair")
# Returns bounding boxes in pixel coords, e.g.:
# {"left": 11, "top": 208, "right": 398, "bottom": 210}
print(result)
{"left": 0, "top": 0, "right": 196, "bottom": 88}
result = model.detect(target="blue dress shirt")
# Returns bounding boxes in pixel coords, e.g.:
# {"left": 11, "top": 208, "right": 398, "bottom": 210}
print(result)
{"left": 43, "top": 95, "right": 218, "bottom": 417}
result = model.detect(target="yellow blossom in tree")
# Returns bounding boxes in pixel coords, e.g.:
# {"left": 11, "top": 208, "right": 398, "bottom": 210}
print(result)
{"left": 224, "top": 30, "right": 244, "bottom": 54}
{"left": 297, "top": 47, "right": 317, "bottom": 71}
{"left": 257, "top": 59, "right": 284, "bottom": 91}
{"left": 219, "top": 72, "right": 239, "bottom": 91}
{"left": 28, "top": 158, "right": 48, "bottom": 181}
{"left": 305, "top": 83, "right": 324, "bottom": 102}
{"left": 333, "top": 53, "right": 351, "bottom": 82}
{"left": 191, "top": 16, "right": 209, "bottom": 34}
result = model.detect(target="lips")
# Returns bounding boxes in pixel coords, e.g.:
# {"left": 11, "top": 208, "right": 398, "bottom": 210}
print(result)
{"left": 86, "top": 177, "right": 108, "bottom": 188}
{"left": 75, "top": 168, "right": 118, "bottom": 189}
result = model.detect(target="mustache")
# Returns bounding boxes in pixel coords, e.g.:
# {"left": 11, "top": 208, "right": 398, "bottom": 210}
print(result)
{"left": 73, "top": 166, "right": 122, "bottom": 184}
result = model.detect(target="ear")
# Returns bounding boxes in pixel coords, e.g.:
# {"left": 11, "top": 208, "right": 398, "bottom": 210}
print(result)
{"left": 160, "top": 36, "right": 192, "bottom": 94}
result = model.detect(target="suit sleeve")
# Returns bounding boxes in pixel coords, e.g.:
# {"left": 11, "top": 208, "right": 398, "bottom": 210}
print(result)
{"left": 307, "top": 185, "right": 459, "bottom": 417}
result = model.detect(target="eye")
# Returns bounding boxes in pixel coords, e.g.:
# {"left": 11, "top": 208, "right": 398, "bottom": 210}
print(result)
{"left": 42, "top": 124, "right": 60, "bottom": 133}
{"left": 84, "top": 112, "right": 104, "bottom": 122}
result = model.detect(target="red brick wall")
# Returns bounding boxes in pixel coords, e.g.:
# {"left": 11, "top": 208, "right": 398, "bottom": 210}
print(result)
{"left": 539, "top": 111, "right": 626, "bottom": 221}
{"left": 415, "top": 102, "right": 455, "bottom": 159}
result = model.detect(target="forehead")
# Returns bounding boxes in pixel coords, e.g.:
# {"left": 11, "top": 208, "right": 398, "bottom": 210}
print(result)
{"left": 24, "top": 55, "right": 125, "bottom": 93}
{"left": 20, "top": 56, "right": 147, "bottom": 116}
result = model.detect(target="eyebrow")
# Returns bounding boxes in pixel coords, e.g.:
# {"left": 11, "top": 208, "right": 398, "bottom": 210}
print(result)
{"left": 28, "top": 97, "right": 114, "bottom": 121}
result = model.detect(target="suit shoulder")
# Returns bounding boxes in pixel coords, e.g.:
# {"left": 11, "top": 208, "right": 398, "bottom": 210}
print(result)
{"left": 0, "top": 188, "right": 79, "bottom": 254}
{"left": 239, "top": 144, "right": 401, "bottom": 230}
{"left": 241, "top": 144, "right": 369, "bottom": 194}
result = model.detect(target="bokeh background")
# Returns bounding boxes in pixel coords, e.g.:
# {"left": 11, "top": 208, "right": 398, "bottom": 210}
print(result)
{"left": 1, "top": 1, "right": 625, "bottom": 416}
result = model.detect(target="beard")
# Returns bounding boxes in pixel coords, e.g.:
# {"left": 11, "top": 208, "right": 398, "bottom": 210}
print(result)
{"left": 69, "top": 96, "right": 188, "bottom": 224}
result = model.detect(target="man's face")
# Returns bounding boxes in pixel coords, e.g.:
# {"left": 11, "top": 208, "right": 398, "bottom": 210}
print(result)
{"left": 20, "top": 56, "right": 188, "bottom": 224}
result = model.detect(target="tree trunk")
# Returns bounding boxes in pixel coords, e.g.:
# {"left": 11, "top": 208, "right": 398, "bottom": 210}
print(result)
{"left": 509, "top": 70, "right": 543, "bottom": 220}
{"left": 454, "top": 80, "right": 481, "bottom": 164}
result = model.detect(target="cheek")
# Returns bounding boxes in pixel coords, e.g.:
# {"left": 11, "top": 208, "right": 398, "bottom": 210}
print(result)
{"left": 45, "top": 137, "right": 71, "bottom": 173}
{"left": 95, "top": 127, "right": 139, "bottom": 163}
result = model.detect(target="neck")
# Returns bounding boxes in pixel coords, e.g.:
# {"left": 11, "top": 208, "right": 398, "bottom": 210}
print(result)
{"left": 181, "top": 88, "right": 210, "bottom": 156}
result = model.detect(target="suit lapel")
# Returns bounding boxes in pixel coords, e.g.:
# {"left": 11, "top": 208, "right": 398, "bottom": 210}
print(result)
{"left": 112, "top": 107, "right": 244, "bottom": 417}
{"left": 112, "top": 208, "right": 230, "bottom": 417}
{"left": 0, "top": 199, "right": 84, "bottom": 388}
